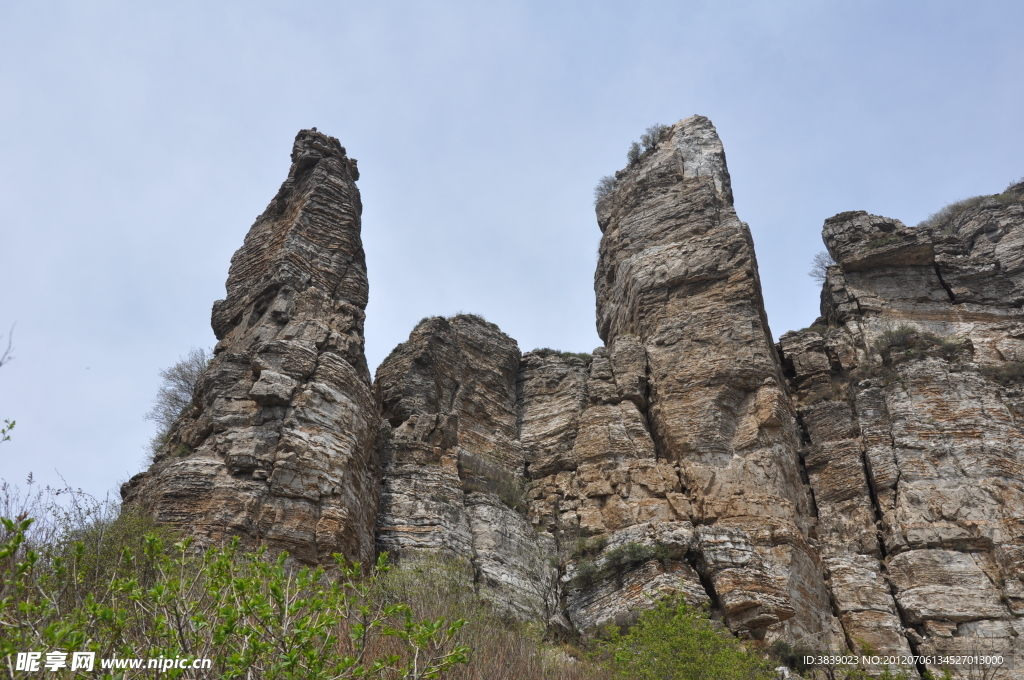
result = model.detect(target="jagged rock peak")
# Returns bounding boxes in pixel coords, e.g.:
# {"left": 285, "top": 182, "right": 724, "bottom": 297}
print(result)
{"left": 123, "top": 128, "right": 381, "bottom": 565}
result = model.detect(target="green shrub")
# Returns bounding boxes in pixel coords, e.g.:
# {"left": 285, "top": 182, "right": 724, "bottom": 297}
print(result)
{"left": 626, "top": 142, "right": 641, "bottom": 165}
{"left": 624, "top": 124, "right": 670, "bottom": 167}
{"left": 875, "top": 325, "right": 964, "bottom": 364}
{"left": 917, "top": 180, "right": 1023, "bottom": 234}
{"left": 600, "top": 597, "right": 775, "bottom": 680}
{"left": 1, "top": 516, "right": 470, "bottom": 680}
{"left": 533, "top": 348, "right": 593, "bottom": 364}
{"left": 639, "top": 124, "right": 670, "bottom": 152}
{"left": 570, "top": 536, "right": 607, "bottom": 561}
{"left": 982, "top": 361, "right": 1024, "bottom": 384}
{"left": 916, "top": 195, "right": 987, "bottom": 232}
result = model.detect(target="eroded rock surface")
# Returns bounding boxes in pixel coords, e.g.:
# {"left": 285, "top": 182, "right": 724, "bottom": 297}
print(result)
{"left": 588, "top": 115, "right": 842, "bottom": 644}
{"left": 374, "top": 315, "right": 557, "bottom": 620}
{"left": 123, "top": 129, "right": 381, "bottom": 564}
{"left": 779, "top": 182, "right": 1024, "bottom": 677}
{"left": 125, "top": 122, "right": 1024, "bottom": 674}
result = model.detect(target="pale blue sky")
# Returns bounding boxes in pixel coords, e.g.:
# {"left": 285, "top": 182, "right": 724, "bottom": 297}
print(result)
{"left": 1, "top": 1, "right": 1022, "bottom": 499}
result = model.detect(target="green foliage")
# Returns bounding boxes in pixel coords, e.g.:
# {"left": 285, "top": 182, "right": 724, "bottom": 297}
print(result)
{"left": 917, "top": 195, "right": 987, "bottom": 232}
{"left": 571, "top": 542, "right": 668, "bottom": 588}
{"left": 534, "top": 348, "right": 593, "bottom": 364}
{"left": 640, "top": 124, "right": 670, "bottom": 152}
{"left": 457, "top": 453, "right": 528, "bottom": 513}
{"left": 570, "top": 536, "right": 607, "bottom": 561}
{"left": 916, "top": 179, "right": 1024, "bottom": 233}
{"left": 557, "top": 351, "right": 593, "bottom": 362}
{"left": 0, "top": 515, "right": 470, "bottom": 680}
{"left": 599, "top": 597, "right": 775, "bottom": 680}
{"left": 837, "top": 324, "right": 968, "bottom": 388}
{"left": 0, "top": 418, "right": 12, "bottom": 444}
{"left": 625, "top": 124, "right": 670, "bottom": 167}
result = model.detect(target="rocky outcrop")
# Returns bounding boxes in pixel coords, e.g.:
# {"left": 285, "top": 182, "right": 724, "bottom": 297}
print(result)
{"left": 374, "top": 315, "right": 557, "bottom": 620}
{"left": 124, "top": 120, "right": 1024, "bottom": 675}
{"left": 122, "top": 129, "right": 381, "bottom": 565}
{"left": 779, "top": 182, "right": 1024, "bottom": 676}
{"left": 588, "top": 115, "right": 842, "bottom": 644}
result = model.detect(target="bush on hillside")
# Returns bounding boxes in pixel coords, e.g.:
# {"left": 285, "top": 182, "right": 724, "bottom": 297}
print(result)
{"left": 599, "top": 597, "right": 776, "bottom": 680}
{"left": 1, "top": 515, "right": 470, "bottom": 680}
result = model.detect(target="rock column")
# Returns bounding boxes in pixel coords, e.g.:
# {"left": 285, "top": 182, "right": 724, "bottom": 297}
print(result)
{"left": 594, "top": 116, "right": 841, "bottom": 642}
{"left": 123, "top": 129, "right": 381, "bottom": 565}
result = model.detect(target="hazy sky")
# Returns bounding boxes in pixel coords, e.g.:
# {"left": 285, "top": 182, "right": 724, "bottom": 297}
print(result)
{"left": 1, "top": 1, "right": 1022, "bottom": 500}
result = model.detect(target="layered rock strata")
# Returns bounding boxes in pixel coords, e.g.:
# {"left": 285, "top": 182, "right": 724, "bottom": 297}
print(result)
{"left": 779, "top": 183, "right": 1024, "bottom": 677}
{"left": 586, "top": 115, "right": 841, "bottom": 644}
{"left": 123, "top": 129, "right": 381, "bottom": 564}
{"left": 374, "top": 315, "right": 557, "bottom": 620}
{"left": 124, "top": 120, "right": 1024, "bottom": 675}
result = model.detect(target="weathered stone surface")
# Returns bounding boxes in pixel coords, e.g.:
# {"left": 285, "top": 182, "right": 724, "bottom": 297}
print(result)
{"left": 123, "top": 129, "right": 381, "bottom": 564}
{"left": 593, "top": 115, "right": 840, "bottom": 644}
{"left": 374, "top": 315, "right": 556, "bottom": 619}
{"left": 127, "top": 123, "right": 1024, "bottom": 669}
{"left": 780, "top": 181, "right": 1024, "bottom": 676}
{"left": 564, "top": 520, "right": 708, "bottom": 632}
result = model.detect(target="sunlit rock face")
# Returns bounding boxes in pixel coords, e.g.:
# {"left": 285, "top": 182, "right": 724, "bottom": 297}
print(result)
{"left": 123, "top": 129, "right": 381, "bottom": 565}
{"left": 779, "top": 181, "right": 1024, "bottom": 677}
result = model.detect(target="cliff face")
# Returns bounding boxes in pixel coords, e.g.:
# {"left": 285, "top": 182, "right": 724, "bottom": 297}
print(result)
{"left": 125, "top": 121, "right": 1024, "bottom": 674}
{"left": 123, "top": 129, "right": 381, "bottom": 565}
{"left": 373, "top": 314, "right": 557, "bottom": 619}
{"left": 779, "top": 185, "right": 1024, "bottom": 673}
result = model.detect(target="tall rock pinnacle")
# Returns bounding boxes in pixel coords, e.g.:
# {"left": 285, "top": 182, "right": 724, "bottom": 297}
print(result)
{"left": 593, "top": 116, "right": 841, "bottom": 641}
{"left": 123, "top": 129, "right": 382, "bottom": 564}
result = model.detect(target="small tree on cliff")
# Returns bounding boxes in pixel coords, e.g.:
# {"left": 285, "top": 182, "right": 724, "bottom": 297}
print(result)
{"left": 809, "top": 251, "right": 836, "bottom": 283}
{"left": 145, "top": 347, "right": 210, "bottom": 454}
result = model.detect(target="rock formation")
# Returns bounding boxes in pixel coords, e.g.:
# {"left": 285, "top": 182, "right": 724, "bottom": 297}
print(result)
{"left": 779, "top": 183, "right": 1024, "bottom": 676}
{"left": 123, "top": 129, "right": 381, "bottom": 565}
{"left": 374, "top": 314, "right": 556, "bottom": 619}
{"left": 125, "top": 119, "right": 1024, "bottom": 678}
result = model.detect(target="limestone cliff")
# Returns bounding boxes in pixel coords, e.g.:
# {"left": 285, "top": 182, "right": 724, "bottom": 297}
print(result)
{"left": 124, "top": 120, "right": 1024, "bottom": 677}
{"left": 779, "top": 183, "right": 1024, "bottom": 675}
{"left": 123, "top": 129, "right": 381, "bottom": 565}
